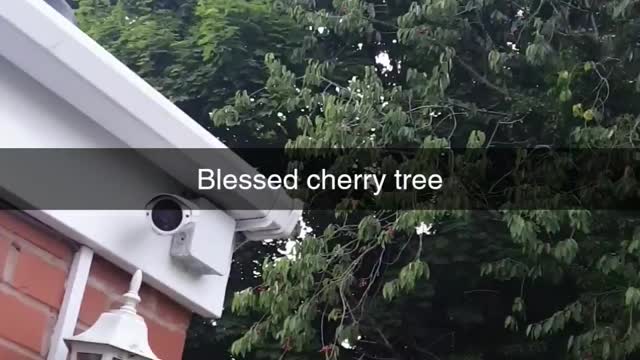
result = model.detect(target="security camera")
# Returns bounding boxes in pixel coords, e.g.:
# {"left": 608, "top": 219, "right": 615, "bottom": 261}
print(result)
{"left": 146, "top": 194, "right": 235, "bottom": 277}
{"left": 145, "top": 194, "right": 199, "bottom": 235}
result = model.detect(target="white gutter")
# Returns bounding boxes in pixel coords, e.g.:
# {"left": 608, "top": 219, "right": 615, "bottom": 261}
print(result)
{"left": 47, "top": 246, "right": 94, "bottom": 360}
{"left": 0, "top": 1, "right": 219, "bottom": 150}
{"left": 0, "top": 0, "right": 301, "bottom": 239}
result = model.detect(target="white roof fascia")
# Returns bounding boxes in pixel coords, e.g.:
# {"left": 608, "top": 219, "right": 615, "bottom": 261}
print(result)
{"left": 0, "top": 0, "right": 300, "bottom": 230}
{"left": 0, "top": 0, "right": 219, "bottom": 150}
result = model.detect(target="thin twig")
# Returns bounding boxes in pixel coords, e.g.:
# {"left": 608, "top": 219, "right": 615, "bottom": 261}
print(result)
{"left": 455, "top": 57, "right": 510, "bottom": 97}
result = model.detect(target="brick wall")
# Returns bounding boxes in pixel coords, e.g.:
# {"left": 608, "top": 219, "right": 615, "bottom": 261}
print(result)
{"left": 0, "top": 211, "right": 192, "bottom": 360}
{"left": 0, "top": 212, "right": 73, "bottom": 360}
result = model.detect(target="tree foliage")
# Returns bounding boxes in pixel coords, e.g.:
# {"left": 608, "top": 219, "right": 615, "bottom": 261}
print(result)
{"left": 77, "top": 0, "right": 303, "bottom": 146}
{"left": 79, "top": 0, "right": 640, "bottom": 359}
{"left": 218, "top": 0, "right": 640, "bottom": 359}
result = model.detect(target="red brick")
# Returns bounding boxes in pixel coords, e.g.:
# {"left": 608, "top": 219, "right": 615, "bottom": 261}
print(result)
{"left": 78, "top": 285, "right": 110, "bottom": 326}
{"left": 109, "top": 285, "right": 190, "bottom": 330}
{"left": 89, "top": 256, "right": 129, "bottom": 294}
{"left": 145, "top": 317, "right": 186, "bottom": 360}
{"left": 0, "top": 212, "right": 72, "bottom": 261}
{"left": 12, "top": 250, "right": 67, "bottom": 309}
{"left": 0, "top": 340, "right": 38, "bottom": 360}
{"left": 0, "top": 290, "right": 51, "bottom": 354}
{"left": 155, "top": 292, "right": 192, "bottom": 330}
{"left": 138, "top": 284, "right": 159, "bottom": 313}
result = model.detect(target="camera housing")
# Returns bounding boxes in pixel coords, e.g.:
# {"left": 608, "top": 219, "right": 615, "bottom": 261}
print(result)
{"left": 146, "top": 194, "right": 198, "bottom": 235}
{"left": 146, "top": 194, "right": 235, "bottom": 276}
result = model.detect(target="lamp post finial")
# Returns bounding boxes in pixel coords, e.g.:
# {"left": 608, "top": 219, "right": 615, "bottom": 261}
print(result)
{"left": 121, "top": 269, "right": 142, "bottom": 314}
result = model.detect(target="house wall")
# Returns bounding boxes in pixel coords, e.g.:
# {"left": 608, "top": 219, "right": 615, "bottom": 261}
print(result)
{"left": 0, "top": 54, "right": 231, "bottom": 317}
{"left": 0, "top": 211, "right": 191, "bottom": 360}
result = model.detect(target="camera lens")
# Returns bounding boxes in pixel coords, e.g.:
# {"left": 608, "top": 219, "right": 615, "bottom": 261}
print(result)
{"left": 151, "top": 199, "right": 184, "bottom": 232}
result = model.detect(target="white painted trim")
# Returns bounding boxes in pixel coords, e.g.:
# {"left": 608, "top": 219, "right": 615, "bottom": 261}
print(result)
{"left": 47, "top": 246, "right": 94, "bottom": 360}
{"left": 0, "top": 0, "right": 300, "bottom": 233}
{"left": 0, "top": 0, "right": 224, "bottom": 150}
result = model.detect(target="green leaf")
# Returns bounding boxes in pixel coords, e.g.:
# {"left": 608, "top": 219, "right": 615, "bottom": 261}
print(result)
{"left": 467, "top": 130, "right": 486, "bottom": 148}
{"left": 572, "top": 103, "right": 583, "bottom": 118}
{"left": 583, "top": 109, "right": 595, "bottom": 122}
{"left": 584, "top": 61, "right": 594, "bottom": 72}
{"left": 383, "top": 281, "right": 396, "bottom": 301}
{"left": 488, "top": 50, "right": 501, "bottom": 72}
{"left": 358, "top": 215, "right": 381, "bottom": 242}
{"left": 559, "top": 89, "right": 572, "bottom": 102}
{"left": 626, "top": 287, "right": 640, "bottom": 307}
{"left": 567, "top": 335, "right": 574, "bottom": 351}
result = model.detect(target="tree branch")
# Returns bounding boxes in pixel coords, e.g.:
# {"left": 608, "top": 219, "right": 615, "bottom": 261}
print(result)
{"left": 455, "top": 57, "right": 510, "bottom": 98}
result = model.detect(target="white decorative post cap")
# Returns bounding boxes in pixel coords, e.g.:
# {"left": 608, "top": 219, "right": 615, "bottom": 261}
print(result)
{"left": 121, "top": 269, "right": 143, "bottom": 314}
{"left": 65, "top": 269, "right": 161, "bottom": 359}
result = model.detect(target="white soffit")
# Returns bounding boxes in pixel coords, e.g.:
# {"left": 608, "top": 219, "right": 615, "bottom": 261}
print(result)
{"left": 0, "top": 0, "right": 291, "bottom": 220}
{"left": 0, "top": 0, "right": 221, "bottom": 149}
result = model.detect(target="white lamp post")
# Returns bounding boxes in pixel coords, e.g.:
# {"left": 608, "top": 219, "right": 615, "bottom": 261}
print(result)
{"left": 65, "top": 269, "right": 160, "bottom": 360}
